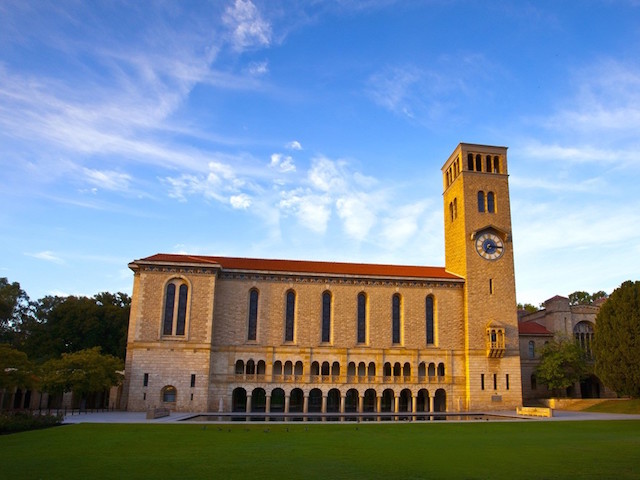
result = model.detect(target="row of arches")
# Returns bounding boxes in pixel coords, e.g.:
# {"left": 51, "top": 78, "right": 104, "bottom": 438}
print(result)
{"left": 234, "top": 359, "right": 447, "bottom": 383}
{"left": 468, "top": 153, "right": 500, "bottom": 174}
{"left": 232, "top": 387, "right": 447, "bottom": 414}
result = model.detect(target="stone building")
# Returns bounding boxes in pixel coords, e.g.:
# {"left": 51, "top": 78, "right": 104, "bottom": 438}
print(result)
{"left": 121, "top": 143, "right": 523, "bottom": 414}
{"left": 518, "top": 295, "right": 614, "bottom": 401}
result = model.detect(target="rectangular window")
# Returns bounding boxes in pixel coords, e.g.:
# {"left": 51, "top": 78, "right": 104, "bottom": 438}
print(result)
{"left": 322, "top": 292, "right": 331, "bottom": 343}
{"left": 392, "top": 294, "right": 401, "bottom": 344}
{"left": 489, "top": 278, "right": 493, "bottom": 294}
{"left": 248, "top": 290, "right": 258, "bottom": 341}
{"left": 143, "top": 393, "right": 146, "bottom": 400}
{"left": 481, "top": 374, "right": 485, "bottom": 390}
{"left": 493, "top": 373, "right": 497, "bottom": 390}
{"left": 143, "top": 373, "right": 149, "bottom": 387}
{"left": 426, "top": 296, "right": 434, "bottom": 345}
{"left": 190, "top": 374, "right": 196, "bottom": 388}
{"left": 285, "top": 291, "right": 295, "bottom": 342}
{"left": 506, "top": 374, "right": 510, "bottom": 390}
{"left": 357, "top": 293, "right": 366, "bottom": 344}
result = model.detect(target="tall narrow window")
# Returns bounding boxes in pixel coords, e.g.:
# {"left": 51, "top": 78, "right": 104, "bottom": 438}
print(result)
{"left": 176, "top": 284, "right": 187, "bottom": 335}
{"left": 506, "top": 374, "right": 510, "bottom": 390}
{"left": 163, "top": 280, "right": 188, "bottom": 336}
{"left": 467, "top": 153, "right": 474, "bottom": 171}
{"left": 449, "top": 202, "right": 454, "bottom": 222}
{"left": 392, "top": 294, "right": 401, "bottom": 344}
{"left": 190, "top": 374, "right": 196, "bottom": 388}
{"left": 357, "top": 293, "right": 366, "bottom": 344}
{"left": 426, "top": 295, "right": 434, "bottom": 345}
{"left": 493, "top": 373, "right": 497, "bottom": 390}
{"left": 478, "top": 191, "right": 485, "bottom": 213}
{"left": 493, "top": 156, "right": 500, "bottom": 173}
{"left": 143, "top": 373, "right": 149, "bottom": 387}
{"left": 481, "top": 374, "right": 485, "bottom": 390}
{"left": 486, "top": 155, "right": 492, "bottom": 172}
{"left": 487, "top": 192, "right": 495, "bottom": 213}
{"left": 475, "top": 154, "right": 482, "bottom": 172}
{"left": 322, "top": 291, "right": 331, "bottom": 343}
{"left": 489, "top": 278, "right": 494, "bottom": 294}
{"left": 163, "top": 283, "right": 176, "bottom": 335}
{"left": 248, "top": 289, "right": 258, "bottom": 341}
{"left": 528, "top": 341, "right": 535, "bottom": 359}
{"left": 285, "top": 290, "right": 295, "bottom": 342}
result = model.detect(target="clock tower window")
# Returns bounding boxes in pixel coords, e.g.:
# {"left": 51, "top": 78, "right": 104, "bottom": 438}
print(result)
{"left": 477, "top": 191, "right": 485, "bottom": 212}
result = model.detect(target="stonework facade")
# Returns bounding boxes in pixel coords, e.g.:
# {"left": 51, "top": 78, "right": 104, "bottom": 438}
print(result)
{"left": 121, "top": 143, "right": 523, "bottom": 413}
{"left": 518, "top": 295, "right": 615, "bottom": 401}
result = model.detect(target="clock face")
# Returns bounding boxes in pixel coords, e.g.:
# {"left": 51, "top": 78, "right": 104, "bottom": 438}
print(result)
{"left": 475, "top": 232, "right": 504, "bottom": 260}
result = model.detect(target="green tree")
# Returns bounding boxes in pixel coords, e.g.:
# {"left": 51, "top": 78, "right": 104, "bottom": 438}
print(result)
{"left": 0, "top": 278, "right": 33, "bottom": 343}
{"left": 24, "top": 293, "right": 130, "bottom": 361}
{"left": 517, "top": 303, "right": 539, "bottom": 314}
{"left": 568, "top": 291, "right": 592, "bottom": 306}
{"left": 535, "top": 337, "right": 589, "bottom": 396}
{"left": 41, "top": 347, "right": 123, "bottom": 402}
{"left": 0, "top": 344, "right": 36, "bottom": 392}
{"left": 593, "top": 280, "right": 640, "bottom": 397}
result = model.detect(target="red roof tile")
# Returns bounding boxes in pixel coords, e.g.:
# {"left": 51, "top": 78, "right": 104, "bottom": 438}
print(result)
{"left": 135, "top": 253, "right": 463, "bottom": 281}
{"left": 518, "top": 321, "right": 553, "bottom": 335}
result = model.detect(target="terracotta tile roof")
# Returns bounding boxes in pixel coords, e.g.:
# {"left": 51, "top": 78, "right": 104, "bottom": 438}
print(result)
{"left": 135, "top": 253, "right": 463, "bottom": 281}
{"left": 518, "top": 321, "right": 553, "bottom": 335}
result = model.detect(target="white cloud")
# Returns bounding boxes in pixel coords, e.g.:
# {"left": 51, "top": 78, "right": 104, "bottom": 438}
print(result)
{"left": 336, "top": 194, "right": 377, "bottom": 240}
{"left": 381, "top": 201, "right": 428, "bottom": 248}
{"left": 26, "top": 251, "right": 64, "bottom": 264}
{"left": 247, "top": 60, "right": 269, "bottom": 76}
{"left": 286, "top": 140, "right": 302, "bottom": 150}
{"left": 164, "top": 161, "right": 244, "bottom": 202}
{"left": 83, "top": 168, "right": 132, "bottom": 191}
{"left": 223, "top": 0, "right": 272, "bottom": 51}
{"left": 279, "top": 189, "right": 331, "bottom": 233}
{"left": 308, "top": 156, "right": 346, "bottom": 192}
{"left": 269, "top": 153, "right": 296, "bottom": 172}
{"left": 230, "top": 193, "right": 252, "bottom": 209}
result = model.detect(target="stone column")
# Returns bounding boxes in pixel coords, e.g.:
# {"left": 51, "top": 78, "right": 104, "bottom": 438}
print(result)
{"left": 429, "top": 396, "right": 435, "bottom": 413}
{"left": 245, "top": 395, "right": 252, "bottom": 413}
{"left": 411, "top": 394, "right": 417, "bottom": 413}
{"left": 266, "top": 395, "right": 271, "bottom": 413}
{"left": 284, "top": 394, "right": 290, "bottom": 414}
{"left": 321, "top": 395, "right": 327, "bottom": 414}
{"left": 303, "top": 394, "right": 309, "bottom": 414}
{"left": 358, "top": 394, "right": 364, "bottom": 413}
{"left": 376, "top": 395, "right": 381, "bottom": 413}
{"left": 394, "top": 395, "right": 399, "bottom": 413}
{"left": 340, "top": 395, "right": 346, "bottom": 414}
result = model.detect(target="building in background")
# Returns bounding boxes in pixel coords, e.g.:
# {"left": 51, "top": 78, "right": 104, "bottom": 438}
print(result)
{"left": 121, "top": 143, "right": 523, "bottom": 414}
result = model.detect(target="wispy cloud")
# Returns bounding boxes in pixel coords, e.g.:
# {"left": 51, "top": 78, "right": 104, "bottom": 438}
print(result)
{"left": 223, "top": 0, "right": 272, "bottom": 51}
{"left": 286, "top": 140, "right": 302, "bottom": 150}
{"left": 270, "top": 153, "right": 296, "bottom": 172}
{"left": 83, "top": 168, "right": 132, "bottom": 192}
{"left": 26, "top": 251, "right": 64, "bottom": 264}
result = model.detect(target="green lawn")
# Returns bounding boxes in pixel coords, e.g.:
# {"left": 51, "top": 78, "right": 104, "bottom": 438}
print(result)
{"left": 1, "top": 421, "right": 639, "bottom": 479}
{"left": 584, "top": 399, "right": 640, "bottom": 414}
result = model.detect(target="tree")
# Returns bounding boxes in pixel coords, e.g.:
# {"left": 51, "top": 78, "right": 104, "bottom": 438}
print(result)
{"left": 24, "top": 293, "right": 130, "bottom": 361}
{"left": 569, "top": 291, "right": 592, "bottom": 306}
{"left": 517, "top": 303, "right": 539, "bottom": 314}
{"left": 535, "top": 337, "right": 589, "bottom": 396}
{"left": 593, "top": 280, "right": 640, "bottom": 397}
{"left": 0, "top": 344, "right": 36, "bottom": 392}
{"left": 0, "top": 278, "right": 33, "bottom": 343}
{"left": 41, "top": 347, "right": 123, "bottom": 403}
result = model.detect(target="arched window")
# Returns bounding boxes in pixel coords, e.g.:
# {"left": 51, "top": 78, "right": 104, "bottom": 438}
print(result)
{"left": 487, "top": 192, "right": 495, "bottom": 213}
{"left": 285, "top": 290, "right": 295, "bottom": 342}
{"left": 426, "top": 295, "right": 435, "bottom": 345}
{"left": 486, "top": 155, "right": 492, "bottom": 172}
{"left": 321, "top": 361, "right": 330, "bottom": 376}
{"left": 437, "top": 363, "right": 445, "bottom": 377}
{"left": 467, "top": 153, "right": 474, "bottom": 171}
{"left": 246, "top": 359, "right": 255, "bottom": 375}
{"left": 475, "top": 154, "right": 482, "bottom": 172}
{"left": 322, "top": 291, "right": 331, "bottom": 343}
{"left": 162, "top": 385, "right": 177, "bottom": 403}
{"left": 392, "top": 294, "right": 401, "bottom": 344}
{"left": 574, "top": 321, "right": 595, "bottom": 358}
{"left": 493, "top": 156, "right": 500, "bottom": 173}
{"left": 163, "top": 280, "right": 188, "bottom": 336}
{"left": 528, "top": 340, "right": 535, "bottom": 359}
{"left": 357, "top": 292, "right": 366, "bottom": 344}
{"left": 478, "top": 191, "right": 485, "bottom": 213}
{"left": 449, "top": 202, "right": 454, "bottom": 222}
{"left": 248, "top": 289, "right": 258, "bottom": 341}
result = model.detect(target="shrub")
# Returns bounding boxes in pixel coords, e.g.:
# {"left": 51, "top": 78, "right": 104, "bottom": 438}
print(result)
{"left": 0, "top": 411, "right": 63, "bottom": 435}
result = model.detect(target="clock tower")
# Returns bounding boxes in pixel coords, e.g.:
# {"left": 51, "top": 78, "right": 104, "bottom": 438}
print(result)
{"left": 442, "top": 143, "right": 522, "bottom": 410}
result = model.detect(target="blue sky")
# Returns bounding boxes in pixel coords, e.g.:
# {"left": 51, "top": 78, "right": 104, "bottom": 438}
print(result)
{"left": 1, "top": 0, "right": 639, "bottom": 305}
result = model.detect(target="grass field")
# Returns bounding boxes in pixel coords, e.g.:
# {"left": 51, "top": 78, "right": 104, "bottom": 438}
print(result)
{"left": 1, "top": 420, "right": 639, "bottom": 479}
{"left": 584, "top": 399, "right": 640, "bottom": 414}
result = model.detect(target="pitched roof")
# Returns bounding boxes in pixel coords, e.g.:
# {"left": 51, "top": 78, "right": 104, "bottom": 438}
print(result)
{"left": 518, "top": 321, "right": 553, "bottom": 335}
{"left": 134, "top": 253, "right": 463, "bottom": 281}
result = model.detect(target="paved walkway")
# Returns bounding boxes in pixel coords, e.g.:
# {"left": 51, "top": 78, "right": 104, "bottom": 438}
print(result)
{"left": 61, "top": 410, "right": 640, "bottom": 424}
